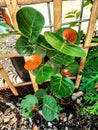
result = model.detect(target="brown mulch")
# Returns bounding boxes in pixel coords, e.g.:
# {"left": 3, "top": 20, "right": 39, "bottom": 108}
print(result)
{"left": 0, "top": 85, "right": 98, "bottom": 130}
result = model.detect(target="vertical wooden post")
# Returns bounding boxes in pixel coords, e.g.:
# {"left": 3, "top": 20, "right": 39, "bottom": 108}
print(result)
{"left": 75, "top": 0, "right": 98, "bottom": 88}
{"left": 0, "top": 63, "right": 18, "bottom": 96}
{"left": 5, "top": 0, "right": 19, "bottom": 30}
{"left": 5, "top": 0, "right": 39, "bottom": 92}
{"left": 53, "top": 0, "right": 62, "bottom": 32}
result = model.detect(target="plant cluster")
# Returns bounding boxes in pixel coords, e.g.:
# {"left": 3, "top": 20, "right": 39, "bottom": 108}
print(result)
{"left": 0, "top": 7, "right": 86, "bottom": 121}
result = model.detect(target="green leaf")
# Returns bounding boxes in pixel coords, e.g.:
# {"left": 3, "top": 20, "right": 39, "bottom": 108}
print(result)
{"left": 20, "top": 94, "right": 38, "bottom": 118}
{"left": 50, "top": 73, "right": 75, "bottom": 98}
{"left": 16, "top": 36, "right": 34, "bottom": 55}
{"left": 36, "top": 64, "right": 53, "bottom": 84}
{"left": 47, "top": 50, "right": 74, "bottom": 66}
{"left": 76, "top": 11, "right": 80, "bottom": 19}
{"left": 69, "top": 22, "right": 78, "bottom": 27}
{"left": 86, "top": 103, "right": 98, "bottom": 116}
{"left": 65, "top": 15, "right": 75, "bottom": 18}
{"left": 92, "top": 37, "right": 98, "bottom": 42}
{"left": 44, "top": 31, "right": 86, "bottom": 57}
{"left": 37, "top": 34, "right": 54, "bottom": 50}
{"left": 16, "top": 7, "right": 45, "bottom": 43}
{"left": 42, "top": 95, "right": 59, "bottom": 121}
{"left": 34, "top": 89, "right": 47, "bottom": 101}
{"left": 65, "top": 60, "right": 79, "bottom": 76}
{"left": 47, "top": 61, "right": 61, "bottom": 75}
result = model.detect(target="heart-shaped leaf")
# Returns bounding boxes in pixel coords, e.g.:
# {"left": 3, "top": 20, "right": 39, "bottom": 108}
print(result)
{"left": 36, "top": 64, "right": 53, "bottom": 84}
{"left": 42, "top": 95, "right": 59, "bottom": 121}
{"left": 44, "top": 31, "right": 86, "bottom": 58}
{"left": 16, "top": 7, "right": 45, "bottom": 43}
{"left": 20, "top": 94, "right": 38, "bottom": 118}
{"left": 16, "top": 36, "right": 34, "bottom": 55}
{"left": 50, "top": 74, "right": 75, "bottom": 98}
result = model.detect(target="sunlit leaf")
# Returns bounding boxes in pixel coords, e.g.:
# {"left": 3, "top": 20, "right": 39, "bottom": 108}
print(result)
{"left": 44, "top": 31, "right": 86, "bottom": 57}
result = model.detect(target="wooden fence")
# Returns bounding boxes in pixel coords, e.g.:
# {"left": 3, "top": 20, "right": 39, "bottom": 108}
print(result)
{"left": 0, "top": 0, "right": 98, "bottom": 96}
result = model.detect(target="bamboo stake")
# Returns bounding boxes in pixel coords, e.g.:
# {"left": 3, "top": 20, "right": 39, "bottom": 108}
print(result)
{"left": 5, "top": 0, "right": 19, "bottom": 30}
{"left": 0, "top": 52, "right": 19, "bottom": 59}
{"left": 53, "top": 0, "right": 62, "bottom": 32}
{"left": 75, "top": 0, "right": 98, "bottom": 88}
{"left": 0, "top": 62, "right": 18, "bottom": 95}
{"left": 24, "top": 56, "right": 39, "bottom": 92}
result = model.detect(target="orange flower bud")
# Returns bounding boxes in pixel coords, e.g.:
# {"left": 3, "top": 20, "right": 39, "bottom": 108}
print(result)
{"left": 24, "top": 54, "right": 42, "bottom": 71}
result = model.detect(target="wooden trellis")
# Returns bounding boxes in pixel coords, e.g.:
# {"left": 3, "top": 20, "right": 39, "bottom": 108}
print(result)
{"left": 0, "top": 0, "right": 98, "bottom": 96}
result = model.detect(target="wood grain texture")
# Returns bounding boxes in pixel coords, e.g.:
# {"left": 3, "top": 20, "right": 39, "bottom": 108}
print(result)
{"left": 0, "top": 0, "right": 68, "bottom": 7}
{"left": 53, "top": 0, "right": 62, "bottom": 32}
{"left": 0, "top": 62, "right": 18, "bottom": 96}
{"left": 75, "top": 0, "right": 98, "bottom": 88}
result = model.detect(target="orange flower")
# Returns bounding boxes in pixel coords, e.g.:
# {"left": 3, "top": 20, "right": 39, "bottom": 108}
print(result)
{"left": 24, "top": 54, "right": 42, "bottom": 71}
{"left": 62, "top": 29, "right": 77, "bottom": 44}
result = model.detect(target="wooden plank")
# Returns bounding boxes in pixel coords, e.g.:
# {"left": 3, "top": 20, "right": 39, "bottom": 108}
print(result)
{"left": 75, "top": 0, "right": 98, "bottom": 88}
{"left": 0, "top": 62, "right": 18, "bottom": 95}
{"left": 0, "top": 0, "right": 68, "bottom": 7}
{"left": 24, "top": 56, "right": 39, "bottom": 92}
{"left": 53, "top": 0, "right": 62, "bottom": 32}
{"left": 0, "top": 52, "right": 19, "bottom": 59}
{"left": 4, "top": 0, "right": 19, "bottom": 30}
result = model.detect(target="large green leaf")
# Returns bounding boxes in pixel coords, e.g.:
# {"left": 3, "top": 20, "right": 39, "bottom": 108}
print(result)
{"left": 42, "top": 95, "right": 59, "bottom": 121}
{"left": 16, "top": 7, "right": 45, "bottom": 43}
{"left": 50, "top": 74, "right": 75, "bottom": 98}
{"left": 44, "top": 31, "right": 86, "bottom": 57}
{"left": 47, "top": 50, "right": 74, "bottom": 66}
{"left": 16, "top": 36, "right": 34, "bottom": 55}
{"left": 36, "top": 64, "right": 53, "bottom": 84}
{"left": 20, "top": 94, "right": 38, "bottom": 118}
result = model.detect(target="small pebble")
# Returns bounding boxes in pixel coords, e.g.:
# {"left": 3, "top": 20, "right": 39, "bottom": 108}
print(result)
{"left": 48, "top": 122, "right": 52, "bottom": 127}
{"left": 68, "top": 113, "right": 73, "bottom": 121}
{"left": 76, "top": 98, "right": 81, "bottom": 104}
{"left": 72, "top": 91, "right": 84, "bottom": 100}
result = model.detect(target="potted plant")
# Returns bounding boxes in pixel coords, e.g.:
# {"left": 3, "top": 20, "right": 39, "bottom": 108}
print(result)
{"left": 0, "top": 6, "right": 86, "bottom": 121}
